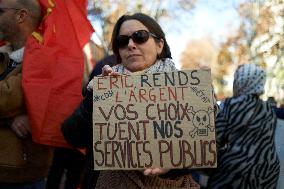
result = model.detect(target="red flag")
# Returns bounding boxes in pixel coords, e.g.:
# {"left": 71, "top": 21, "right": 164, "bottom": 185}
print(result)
{"left": 22, "top": 0, "right": 94, "bottom": 147}
{"left": 0, "top": 40, "right": 5, "bottom": 46}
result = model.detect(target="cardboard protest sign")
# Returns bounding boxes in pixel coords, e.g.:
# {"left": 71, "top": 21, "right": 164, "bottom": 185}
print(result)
{"left": 92, "top": 70, "right": 217, "bottom": 170}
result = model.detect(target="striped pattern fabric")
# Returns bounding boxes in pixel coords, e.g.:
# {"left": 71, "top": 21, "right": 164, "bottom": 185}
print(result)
{"left": 275, "top": 119, "right": 284, "bottom": 189}
{"left": 207, "top": 94, "right": 280, "bottom": 189}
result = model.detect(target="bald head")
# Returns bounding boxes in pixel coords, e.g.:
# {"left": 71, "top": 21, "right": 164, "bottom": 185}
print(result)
{"left": 0, "top": 0, "right": 42, "bottom": 49}
{"left": 14, "top": 0, "right": 42, "bottom": 26}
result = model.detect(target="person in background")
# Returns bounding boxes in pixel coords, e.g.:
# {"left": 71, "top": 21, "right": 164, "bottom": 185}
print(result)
{"left": 0, "top": 0, "right": 53, "bottom": 188}
{"left": 266, "top": 96, "right": 284, "bottom": 120}
{"left": 46, "top": 147, "right": 86, "bottom": 189}
{"left": 274, "top": 104, "right": 284, "bottom": 120}
{"left": 274, "top": 107, "right": 284, "bottom": 120}
{"left": 269, "top": 98, "right": 284, "bottom": 120}
{"left": 273, "top": 101, "right": 284, "bottom": 189}
{"left": 207, "top": 64, "right": 280, "bottom": 189}
{"left": 275, "top": 114, "right": 284, "bottom": 189}
{"left": 268, "top": 96, "right": 277, "bottom": 108}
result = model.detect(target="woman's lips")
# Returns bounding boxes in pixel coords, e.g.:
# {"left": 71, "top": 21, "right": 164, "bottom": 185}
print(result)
{"left": 127, "top": 54, "right": 141, "bottom": 60}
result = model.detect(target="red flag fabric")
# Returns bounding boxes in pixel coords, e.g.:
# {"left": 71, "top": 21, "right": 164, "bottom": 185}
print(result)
{"left": 0, "top": 40, "right": 5, "bottom": 46}
{"left": 74, "top": 0, "right": 88, "bottom": 17}
{"left": 22, "top": 0, "right": 94, "bottom": 147}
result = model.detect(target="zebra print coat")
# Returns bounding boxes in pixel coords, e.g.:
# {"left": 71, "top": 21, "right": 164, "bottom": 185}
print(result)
{"left": 207, "top": 94, "right": 280, "bottom": 189}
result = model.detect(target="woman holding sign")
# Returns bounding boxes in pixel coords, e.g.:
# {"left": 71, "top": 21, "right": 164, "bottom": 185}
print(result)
{"left": 62, "top": 13, "right": 201, "bottom": 189}
{"left": 92, "top": 13, "right": 201, "bottom": 189}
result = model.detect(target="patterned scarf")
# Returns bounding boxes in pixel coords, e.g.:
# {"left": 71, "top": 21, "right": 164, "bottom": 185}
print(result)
{"left": 233, "top": 63, "right": 266, "bottom": 97}
{"left": 112, "top": 58, "right": 177, "bottom": 74}
{"left": 9, "top": 47, "right": 24, "bottom": 63}
{"left": 0, "top": 44, "right": 24, "bottom": 63}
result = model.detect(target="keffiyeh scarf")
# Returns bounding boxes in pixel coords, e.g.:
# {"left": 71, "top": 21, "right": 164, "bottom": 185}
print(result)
{"left": 233, "top": 63, "right": 266, "bottom": 97}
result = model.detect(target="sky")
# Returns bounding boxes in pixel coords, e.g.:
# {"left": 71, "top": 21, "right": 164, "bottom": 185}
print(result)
{"left": 89, "top": 0, "right": 245, "bottom": 68}
{"left": 163, "top": 0, "right": 245, "bottom": 68}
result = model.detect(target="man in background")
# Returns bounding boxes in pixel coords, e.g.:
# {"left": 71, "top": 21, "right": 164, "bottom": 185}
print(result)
{"left": 0, "top": 0, "right": 53, "bottom": 188}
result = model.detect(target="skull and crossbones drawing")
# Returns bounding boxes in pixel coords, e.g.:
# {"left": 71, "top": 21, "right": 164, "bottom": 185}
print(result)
{"left": 188, "top": 106, "right": 215, "bottom": 138}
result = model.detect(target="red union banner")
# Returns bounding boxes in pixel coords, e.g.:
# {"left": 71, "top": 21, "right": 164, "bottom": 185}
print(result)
{"left": 22, "top": 0, "right": 94, "bottom": 147}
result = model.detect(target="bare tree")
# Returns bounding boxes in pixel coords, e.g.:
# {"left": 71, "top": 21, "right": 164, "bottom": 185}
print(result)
{"left": 214, "top": 0, "right": 284, "bottom": 100}
{"left": 88, "top": 0, "right": 197, "bottom": 55}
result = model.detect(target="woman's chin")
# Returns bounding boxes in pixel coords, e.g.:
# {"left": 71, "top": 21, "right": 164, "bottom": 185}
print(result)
{"left": 125, "top": 62, "right": 146, "bottom": 72}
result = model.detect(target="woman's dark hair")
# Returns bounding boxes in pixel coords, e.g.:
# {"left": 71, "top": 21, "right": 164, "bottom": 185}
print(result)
{"left": 111, "top": 13, "right": 172, "bottom": 63}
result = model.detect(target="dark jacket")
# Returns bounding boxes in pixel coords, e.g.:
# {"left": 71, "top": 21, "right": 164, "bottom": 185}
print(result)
{"left": 274, "top": 107, "right": 284, "bottom": 120}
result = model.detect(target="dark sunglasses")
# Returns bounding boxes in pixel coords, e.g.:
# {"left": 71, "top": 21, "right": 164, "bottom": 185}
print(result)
{"left": 0, "top": 7, "right": 21, "bottom": 15}
{"left": 117, "top": 30, "right": 159, "bottom": 49}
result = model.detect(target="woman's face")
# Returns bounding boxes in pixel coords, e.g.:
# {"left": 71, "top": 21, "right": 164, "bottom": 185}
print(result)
{"left": 118, "top": 19, "right": 164, "bottom": 72}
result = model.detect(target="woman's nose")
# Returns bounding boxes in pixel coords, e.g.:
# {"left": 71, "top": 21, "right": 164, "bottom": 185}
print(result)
{"left": 127, "top": 38, "right": 136, "bottom": 49}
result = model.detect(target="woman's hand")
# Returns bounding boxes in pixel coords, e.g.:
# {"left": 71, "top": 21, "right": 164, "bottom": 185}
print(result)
{"left": 143, "top": 168, "right": 170, "bottom": 176}
{"left": 101, "top": 65, "right": 119, "bottom": 77}
{"left": 87, "top": 65, "right": 119, "bottom": 91}
{"left": 11, "top": 114, "right": 31, "bottom": 138}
